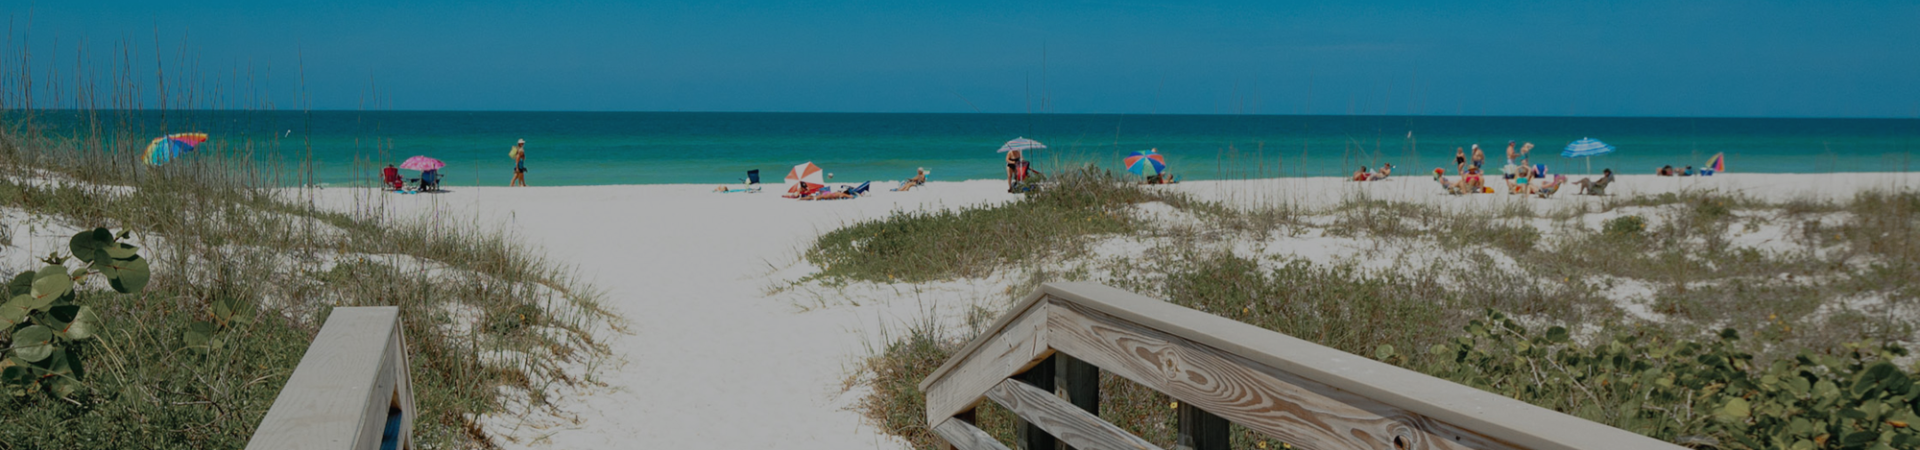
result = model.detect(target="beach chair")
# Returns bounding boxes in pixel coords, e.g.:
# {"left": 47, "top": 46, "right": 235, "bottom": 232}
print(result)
{"left": 742, "top": 170, "right": 763, "bottom": 192}
{"left": 718, "top": 170, "right": 764, "bottom": 193}
{"left": 420, "top": 170, "right": 441, "bottom": 192}
{"left": 1537, "top": 175, "right": 1569, "bottom": 198}
{"left": 1534, "top": 164, "right": 1548, "bottom": 177}
{"left": 1578, "top": 175, "right": 1613, "bottom": 196}
{"left": 849, "top": 181, "right": 871, "bottom": 196}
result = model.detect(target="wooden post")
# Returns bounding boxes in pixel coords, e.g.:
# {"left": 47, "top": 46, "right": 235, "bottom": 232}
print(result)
{"left": 1055, "top": 354, "right": 1100, "bottom": 450}
{"left": 245, "top": 307, "right": 414, "bottom": 450}
{"left": 1176, "top": 401, "right": 1230, "bottom": 450}
{"left": 1014, "top": 354, "right": 1058, "bottom": 450}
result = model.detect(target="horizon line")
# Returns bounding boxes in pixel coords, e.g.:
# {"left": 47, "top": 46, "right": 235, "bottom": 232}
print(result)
{"left": 11, "top": 108, "right": 1920, "bottom": 121}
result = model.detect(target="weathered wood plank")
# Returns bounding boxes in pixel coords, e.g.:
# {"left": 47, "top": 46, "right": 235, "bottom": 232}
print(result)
{"left": 924, "top": 302, "right": 1053, "bottom": 425}
{"left": 1038, "top": 282, "right": 1684, "bottom": 450}
{"left": 933, "top": 417, "right": 1015, "bottom": 450}
{"left": 1014, "top": 355, "right": 1059, "bottom": 450}
{"left": 246, "top": 307, "right": 414, "bottom": 450}
{"left": 985, "top": 379, "right": 1166, "bottom": 450}
{"left": 1057, "top": 354, "right": 1100, "bottom": 450}
{"left": 1049, "top": 298, "right": 1511, "bottom": 450}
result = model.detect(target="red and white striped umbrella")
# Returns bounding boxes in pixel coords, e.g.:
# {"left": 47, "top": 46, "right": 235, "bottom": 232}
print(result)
{"left": 785, "top": 162, "right": 825, "bottom": 191}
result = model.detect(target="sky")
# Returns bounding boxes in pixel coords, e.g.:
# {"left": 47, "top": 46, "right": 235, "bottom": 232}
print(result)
{"left": 5, "top": 0, "right": 1918, "bottom": 117}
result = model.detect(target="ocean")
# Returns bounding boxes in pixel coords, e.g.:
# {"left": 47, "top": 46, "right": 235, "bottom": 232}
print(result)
{"left": 17, "top": 111, "right": 1920, "bottom": 186}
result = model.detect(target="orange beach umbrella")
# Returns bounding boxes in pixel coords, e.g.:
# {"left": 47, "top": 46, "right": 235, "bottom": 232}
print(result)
{"left": 785, "top": 162, "right": 825, "bottom": 191}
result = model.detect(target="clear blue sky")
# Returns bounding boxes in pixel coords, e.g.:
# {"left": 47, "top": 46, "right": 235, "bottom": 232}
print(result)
{"left": 9, "top": 0, "right": 1919, "bottom": 117}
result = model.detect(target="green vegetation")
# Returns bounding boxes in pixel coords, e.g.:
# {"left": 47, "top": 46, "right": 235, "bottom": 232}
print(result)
{"left": 0, "top": 117, "right": 607, "bottom": 448}
{"left": 2, "top": 229, "right": 148, "bottom": 397}
{"left": 841, "top": 179, "right": 1920, "bottom": 449}
{"left": 808, "top": 166, "right": 1168, "bottom": 283}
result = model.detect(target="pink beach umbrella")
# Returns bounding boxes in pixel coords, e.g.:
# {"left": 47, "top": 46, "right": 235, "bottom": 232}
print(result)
{"left": 399, "top": 155, "right": 445, "bottom": 171}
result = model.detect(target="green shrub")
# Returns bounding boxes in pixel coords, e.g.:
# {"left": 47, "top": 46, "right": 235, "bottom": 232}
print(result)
{"left": 1604, "top": 215, "right": 1647, "bottom": 237}
{"left": 1435, "top": 310, "right": 1920, "bottom": 449}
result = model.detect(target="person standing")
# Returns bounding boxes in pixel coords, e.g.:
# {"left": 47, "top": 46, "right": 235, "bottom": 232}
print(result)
{"left": 1005, "top": 147, "right": 1023, "bottom": 192}
{"left": 1470, "top": 144, "right": 1486, "bottom": 170}
{"left": 1454, "top": 147, "right": 1467, "bottom": 173}
{"left": 509, "top": 139, "right": 528, "bottom": 187}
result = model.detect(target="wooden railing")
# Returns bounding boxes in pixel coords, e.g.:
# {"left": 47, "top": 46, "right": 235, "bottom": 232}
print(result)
{"left": 246, "top": 307, "right": 417, "bottom": 450}
{"left": 920, "top": 282, "right": 1685, "bottom": 450}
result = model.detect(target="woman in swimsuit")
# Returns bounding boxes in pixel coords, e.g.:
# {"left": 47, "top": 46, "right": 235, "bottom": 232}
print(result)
{"left": 1454, "top": 147, "right": 1466, "bottom": 172}
{"left": 1005, "top": 149, "right": 1022, "bottom": 191}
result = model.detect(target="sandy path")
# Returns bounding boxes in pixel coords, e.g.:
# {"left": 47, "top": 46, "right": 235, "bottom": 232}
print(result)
{"left": 318, "top": 180, "right": 1019, "bottom": 449}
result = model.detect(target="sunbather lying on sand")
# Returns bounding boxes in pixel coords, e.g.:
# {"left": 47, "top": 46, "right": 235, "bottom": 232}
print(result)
{"left": 801, "top": 191, "right": 856, "bottom": 200}
{"left": 784, "top": 182, "right": 822, "bottom": 199}
{"left": 1434, "top": 170, "right": 1466, "bottom": 195}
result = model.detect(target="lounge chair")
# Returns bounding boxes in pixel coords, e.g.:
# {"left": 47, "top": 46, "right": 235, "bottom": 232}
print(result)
{"left": 1576, "top": 175, "right": 1614, "bottom": 196}
{"left": 718, "top": 170, "right": 764, "bottom": 193}
{"left": 803, "top": 181, "right": 871, "bottom": 201}
{"left": 1536, "top": 175, "right": 1568, "bottom": 198}
{"left": 1435, "top": 174, "right": 1464, "bottom": 195}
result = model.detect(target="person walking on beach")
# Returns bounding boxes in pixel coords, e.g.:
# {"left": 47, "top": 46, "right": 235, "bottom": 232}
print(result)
{"left": 510, "top": 139, "right": 528, "bottom": 187}
{"left": 1470, "top": 144, "right": 1486, "bottom": 170}
{"left": 1454, "top": 147, "right": 1467, "bottom": 173}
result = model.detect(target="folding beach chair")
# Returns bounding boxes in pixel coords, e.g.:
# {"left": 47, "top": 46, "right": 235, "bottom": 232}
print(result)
{"left": 743, "top": 169, "right": 763, "bottom": 192}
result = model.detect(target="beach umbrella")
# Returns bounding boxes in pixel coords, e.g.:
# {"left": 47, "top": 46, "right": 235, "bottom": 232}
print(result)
{"left": 1705, "top": 152, "right": 1726, "bottom": 173}
{"left": 1125, "top": 149, "right": 1166, "bottom": 177}
{"left": 143, "top": 132, "right": 208, "bottom": 166}
{"left": 785, "top": 162, "right": 824, "bottom": 190}
{"left": 997, "top": 137, "right": 1046, "bottom": 153}
{"left": 1561, "top": 137, "right": 1616, "bottom": 175}
{"left": 399, "top": 155, "right": 445, "bottom": 171}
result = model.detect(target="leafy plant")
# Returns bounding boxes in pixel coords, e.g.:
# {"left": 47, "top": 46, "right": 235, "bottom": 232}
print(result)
{"left": 1433, "top": 310, "right": 1920, "bottom": 449}
{"left": 0, "top": 228, "right": 149, "bottom": 397}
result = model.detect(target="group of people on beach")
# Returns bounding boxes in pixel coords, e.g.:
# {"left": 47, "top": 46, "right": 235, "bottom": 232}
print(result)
{"left": 1426, "top": 141, "right": 1615, "bottom": 197}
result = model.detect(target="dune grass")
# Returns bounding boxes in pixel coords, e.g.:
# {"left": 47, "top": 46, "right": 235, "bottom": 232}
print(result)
{"left": 807, "top": 165, "right": 1169, "bottom": 283}
{"left": 846, "top": 178, "right": 1920, "bottom": 449}
{"left": 0, "top": 117, "right": 608, "bottom": 448}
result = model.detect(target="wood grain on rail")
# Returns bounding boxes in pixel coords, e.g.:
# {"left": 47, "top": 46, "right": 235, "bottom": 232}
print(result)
{"left": 923, "top": 302, "right": 1053, "bottom": 424}
{"left": 1048, "top": 298, "right": 1510, "bottom": 450}
{"left": 984, "top": 379, "right": 1165, "bottom": 450}
{"left": 932, "top": 418, "right": 1013, "bottom": 450}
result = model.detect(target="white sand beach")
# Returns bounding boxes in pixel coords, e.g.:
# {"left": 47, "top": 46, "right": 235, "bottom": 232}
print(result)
{"left": 306, "top": 172, "right": 1920, "bottom": 449}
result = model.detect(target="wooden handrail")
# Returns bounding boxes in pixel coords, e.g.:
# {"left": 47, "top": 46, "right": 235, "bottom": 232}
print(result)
{"left": 921, "top": 282, "right": 1684, "bottom": 450}
{"left": 246, "top": 307, "right": 416, "bottom": 450}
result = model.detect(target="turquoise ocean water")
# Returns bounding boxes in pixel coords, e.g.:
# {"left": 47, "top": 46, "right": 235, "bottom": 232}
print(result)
{"left": 21, "top": 111, "right": 1920, "bottom": 186}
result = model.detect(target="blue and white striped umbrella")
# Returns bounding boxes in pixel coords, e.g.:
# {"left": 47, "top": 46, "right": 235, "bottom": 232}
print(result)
{"left": 1562, "top": 138, "right": 1616, "bottom": 158}
{"left": 997, "top": 137, "right": 1046, "bottom": 153}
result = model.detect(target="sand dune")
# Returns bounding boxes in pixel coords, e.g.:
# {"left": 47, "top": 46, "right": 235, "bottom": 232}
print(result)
{"left": 311, "top": 172, "right": 1920, "bottom": 448}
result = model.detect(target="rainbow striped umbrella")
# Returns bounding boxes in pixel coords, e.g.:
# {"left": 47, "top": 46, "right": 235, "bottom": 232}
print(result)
{"left": 143, "top": 133, "right": 208, "bottom": 166}
{"left": 1705, "top": 152, "right": 1726, "bottom": 173}
{"left": 1125, "top": 149, "right": 1166, "bottom": 176}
